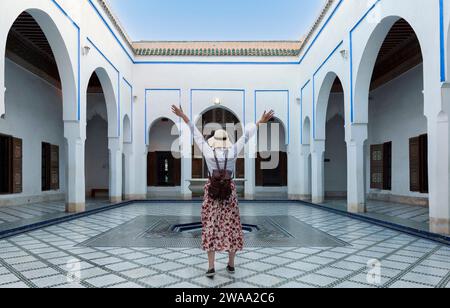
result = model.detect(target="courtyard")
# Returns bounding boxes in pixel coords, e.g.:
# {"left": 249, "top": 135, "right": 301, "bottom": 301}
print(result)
{"left": 0, "top": 201, "right": 449, "bottom": 288}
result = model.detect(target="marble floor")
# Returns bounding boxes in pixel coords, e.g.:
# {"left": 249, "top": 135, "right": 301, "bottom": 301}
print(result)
{"left": 321, "top": 199, "right": 430, "bottom": 232}
{"left": 0, "top": 199, "right": 111, "bottom": 226}
{"left": 0, "top": 201, "right": 449, "bottom": 288}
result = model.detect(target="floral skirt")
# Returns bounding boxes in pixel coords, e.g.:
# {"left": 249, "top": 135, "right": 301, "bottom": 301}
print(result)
{"left": 201, "top": 180, "right": 244, "bottom": 252}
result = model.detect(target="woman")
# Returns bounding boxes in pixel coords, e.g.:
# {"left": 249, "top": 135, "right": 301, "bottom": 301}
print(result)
{"left": 172, "top": 105, "right": 275, "bottom": 278}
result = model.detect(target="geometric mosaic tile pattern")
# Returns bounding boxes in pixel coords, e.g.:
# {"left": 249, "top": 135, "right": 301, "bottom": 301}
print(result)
{"left": 0, "top": 202, "right": 449, "bottom": 288}
{"left": 80, "top": 215, "right": 348, "bottom": 248}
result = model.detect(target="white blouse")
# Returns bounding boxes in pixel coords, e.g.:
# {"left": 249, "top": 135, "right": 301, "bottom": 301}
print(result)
{"left": 189, "top": 122, "right": 257, "bottom": 177}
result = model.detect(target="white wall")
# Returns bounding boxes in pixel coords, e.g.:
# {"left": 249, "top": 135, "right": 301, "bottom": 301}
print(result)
{"left": 0, "top": 59, "right": 66, "bottom": 205}
{"left": 366, "top": 64, "right": 427, "bottom": 199}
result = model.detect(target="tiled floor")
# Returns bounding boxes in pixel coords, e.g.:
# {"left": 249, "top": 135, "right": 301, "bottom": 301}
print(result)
{"left": 0, "top": 201, "right": 448, "bottom": 288}
{"left": 322, "top": 199, "right": 430, "bottom": 229}
{"left": 0, "top": 199, "right": 110, "bottom": 225}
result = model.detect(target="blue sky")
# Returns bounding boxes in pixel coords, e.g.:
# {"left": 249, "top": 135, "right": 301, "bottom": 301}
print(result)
{"left": 108, "top": 0, "right": 326, "bottom": 41}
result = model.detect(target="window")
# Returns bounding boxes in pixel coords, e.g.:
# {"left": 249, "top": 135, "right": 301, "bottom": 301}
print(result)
{"left": 410, "top": 134, "right": 428, "bottom": 193}
{"left": 0, "top": 135, "right": 22, "bottom": 194}
{"left": 42, "top": 142, "right": 59, "bottom": 191}
{"left": 370, "top": 142, "right": 392, "bottom": 190}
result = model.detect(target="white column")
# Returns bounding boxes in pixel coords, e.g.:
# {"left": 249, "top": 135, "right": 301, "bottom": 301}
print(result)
{"left": 0, "top": 53, "right": 5, "bottom": 118}
{"left": 288, "top": 148, "right": 302, "bottom": 200}
{"left": 108, "top": 137, "right": 123, "bottom": 203}
{"left": 346, "top": 123, "right": 368, "bottom": 213}
{"left": 134, "top": 150, "right": 148, "bottom": 199}
{"left": 311, "top": 139, "right": 325, "bottom": 204}
{"left": 429, "top": 116, "right": 450, "bottom": 234}
{"left": 427, "top": 84, "right": 450, "bottom": 234}
{"left": 299, "top": 144, "right": 311, "bottom": 200}
{"left": 64, "top": 122, "right": 85, "bottom": 213}
{"left": 180, "top": 122, "right": 192, "bottom": 199}
{"left": 123, "top": 142, "right": 136, "bottom": 200}
{"left": 244, "top": 150, "right": 255, "bottom": 200}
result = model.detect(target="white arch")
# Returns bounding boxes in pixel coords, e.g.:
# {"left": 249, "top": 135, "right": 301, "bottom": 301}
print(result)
{"left": 353, "top": 16, "right": 425, "bottom": 124}
{"left": 85, "top": 67, "right": 119, "bottom": 138}
{"left": 195, "top": 105, "right": 244, "bottom": 130}
{"left": 315, "top": 72, "right": 345, "bottom": 141}
{"left": 1, "top": 7, "right": 77, "bottom": 120}
{"left": 302, "top": 116, "right": 311, "bottom": 145}
{"left": 123, "top": 114, "right": 131, "bottom": 144}
{"left": 148, "top": 117, "right": 181, "bottom": 156}
{"left": 149, "top": 116, "right": 181, "bottom": 136}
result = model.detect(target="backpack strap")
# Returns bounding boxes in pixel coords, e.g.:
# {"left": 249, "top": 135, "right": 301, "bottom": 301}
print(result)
{"left": 213, "top": 149, "right": 229, "bottom": 172}
{"left": 224, "top": 150, "right": 229, "bottom": 171}
{"left": 213, "top": 149, "right": 222, "bottom": 171}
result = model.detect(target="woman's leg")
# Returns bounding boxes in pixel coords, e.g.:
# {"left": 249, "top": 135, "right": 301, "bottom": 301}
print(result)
{"left": 208, "top": 251, "right": 216, "bottom": 270}
{"left": 228, "top": 251, "right": 236, "bottom": 267}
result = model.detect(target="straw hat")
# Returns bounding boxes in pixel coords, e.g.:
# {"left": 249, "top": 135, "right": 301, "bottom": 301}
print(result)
{"left": 208, "top": 129, "right": 233, "bottom": 149}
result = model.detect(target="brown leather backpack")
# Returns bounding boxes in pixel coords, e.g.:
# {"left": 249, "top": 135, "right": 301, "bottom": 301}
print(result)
{"left": 208, "top": 150, "right": 233, "bottom": 201}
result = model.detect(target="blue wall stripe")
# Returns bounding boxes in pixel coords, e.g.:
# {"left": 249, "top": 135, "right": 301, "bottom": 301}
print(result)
{"left": 312, "top": 41, "right": 343, "bottom": 139}
{"left": 349, "top": 0, "right": 381, "bottom": 123}
{"left": 298, "top": 0, "right": 344, "bottom": 65}
{"left": 87, "top": 0, "right": 134, "bottom": 63}
{"left": 51, "top": 0, "right": 81, "bottom": 121}
{"left": 440, "top": 0, "right": 446, "bottom": 82}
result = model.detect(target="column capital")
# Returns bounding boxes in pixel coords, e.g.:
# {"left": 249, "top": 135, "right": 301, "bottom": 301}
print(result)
{"left": 108, "top": 137, "right": 122, "bottom": 151}
{"left": 123, "top": 142, "right": 134, "bottom": 155}
{"left": 300, "top": 144, "right": 310, "bottom": 156}
{"left": 0, "top": 85, "right": 5, "bottom": 118}
{"left": 64, "top": 121, "right": 85, "bottom": 140}
{"left": 311, "top": 139, "right": 325, "bottom": 154}
{"left": 345, "top": 123, "right": 368, "bottom": 144}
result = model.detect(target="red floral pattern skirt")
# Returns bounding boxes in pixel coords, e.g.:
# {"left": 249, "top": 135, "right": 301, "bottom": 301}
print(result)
{"left": 201, "top": 180, "right": 244, "bottom": 252}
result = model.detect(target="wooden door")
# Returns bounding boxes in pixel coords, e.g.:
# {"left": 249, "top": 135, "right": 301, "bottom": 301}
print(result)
{"left": 12, "top": 138, "right": 22, "bottom": 194}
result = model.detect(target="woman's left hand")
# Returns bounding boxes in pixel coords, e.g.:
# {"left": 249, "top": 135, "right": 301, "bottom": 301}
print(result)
{"left": 171, "top": 105, "right": 190, "bottom": 124}
{"left": 257, "top": 110, "right": 275, "bottom": 126}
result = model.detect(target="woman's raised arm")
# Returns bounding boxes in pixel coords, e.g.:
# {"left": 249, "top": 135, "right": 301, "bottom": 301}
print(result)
{"left": 172, "top": 105, "right": 213, "bottom": 158}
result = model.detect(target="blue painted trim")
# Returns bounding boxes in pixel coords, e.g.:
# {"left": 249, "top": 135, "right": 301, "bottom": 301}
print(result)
{"left": 87, "top": 0, "right": 134, "bottom": 63}
{"left": 300, "top": 80, "right": 311, "bottom": 145}
{"left": 298, "top": 0, "right": 344, "bottom": 65}
{"left": 86, "top": 38, "right": 119, "bottom": 73}
{"left": 51, "top": 0, "right": 81, "bottom": 121}
{"left": 349, "top": 0, "right": 381, "bottom": 123}
{"left": 118, "top": 73, "right": 121, "bottom": 135}
{"left": 254, "top": 90, "right": 290, "bottom": 144}
{"left": 312, "top": 41, "right": 344, "bottom": 139}
{"left": 144, "top": 89, "right": 182, "bottom": 145}
{"left": 440, "top": 0, "right": 446, "bottom": 82}
{"left": 77, "top": 26, "right": 81, "bottom": 121}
